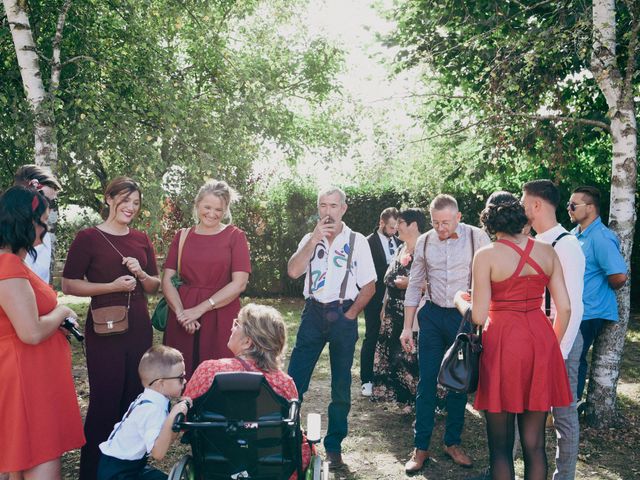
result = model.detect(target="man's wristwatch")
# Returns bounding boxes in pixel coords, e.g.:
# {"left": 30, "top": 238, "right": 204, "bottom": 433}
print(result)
{"left": 208, "top": 298, "right": 216, "bottom": 309}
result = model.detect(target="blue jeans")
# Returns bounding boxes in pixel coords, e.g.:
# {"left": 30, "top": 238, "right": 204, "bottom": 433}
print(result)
{"left": 288, "top": 299, "right": 358, "bottom": 453}
{"left": 577, "top": 318, "right": 607, "bottom": 400}
{"left": 415, "top": 301, "right": 469, "bottom": 450}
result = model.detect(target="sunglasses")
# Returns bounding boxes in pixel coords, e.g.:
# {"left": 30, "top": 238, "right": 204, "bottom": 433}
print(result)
{"left": 149, "top": 373, "right": 187, "bottom": 385}
{"left": 566, "top": 202, "right": 591, "bottom": 212}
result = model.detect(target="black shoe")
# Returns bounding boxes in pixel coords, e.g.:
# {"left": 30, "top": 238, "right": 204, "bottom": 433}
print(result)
{"left": 326, "top": 451, "right": 345, "bottom": 469}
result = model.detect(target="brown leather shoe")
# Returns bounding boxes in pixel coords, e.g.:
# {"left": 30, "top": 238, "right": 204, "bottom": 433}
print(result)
{"left": 405, "top": 448, "right": 430, "bottom": 473}
{"left": 444, "top": 444, "right": 473, "bottom": 468}
{"left": 326, "top": 451, "right": 344, "bottom": 469}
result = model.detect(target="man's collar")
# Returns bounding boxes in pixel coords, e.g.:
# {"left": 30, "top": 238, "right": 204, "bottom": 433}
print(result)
{"left": 535, "top": 224, "right": 565, "bottom": 242}
{"left": 441, "top": 223, "right": 464, "bottom": 241}
{"left": 577, "top": 216, "right": 602, "bottom": 236}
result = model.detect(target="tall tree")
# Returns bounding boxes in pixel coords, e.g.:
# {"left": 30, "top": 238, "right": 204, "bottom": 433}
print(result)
{"left": 389, "top": 0, "right": 638, "bottom": 427}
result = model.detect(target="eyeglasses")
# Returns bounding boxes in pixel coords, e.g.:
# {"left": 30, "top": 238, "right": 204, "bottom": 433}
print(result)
{"left": 431, "top": 221, "right": 453, "bottom": 229}
{"left": 566, "top": 202, "right": 591, "bottom": 212}
{"left": 149, "top": 373, "right": 187, "bottom": 386}
{"left": 233, "top": 318, "right": 242, "bottom": 329}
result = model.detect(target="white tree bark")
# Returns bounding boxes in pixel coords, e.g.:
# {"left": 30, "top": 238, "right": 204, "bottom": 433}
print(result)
{"left": 3, "top": 0, "right": 56, "bottom": 166}
{"left": 587, "top": 0, "right": 638, "bottom": 428}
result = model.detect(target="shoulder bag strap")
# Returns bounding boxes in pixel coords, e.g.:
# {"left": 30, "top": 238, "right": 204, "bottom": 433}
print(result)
{"left": 93, "top": 227, "right": 131, "bottom": 308}
{"left": 177, "top": 227, "right": 190, "bottom": 275}
{"left": 544, "top": 232, "right": 571, "bottom": 316}
{"left": 236, "top": 356, "right": 254, "bottom": 372}
{"left": 338, "top": 232, "right": 357, "bottom": 303}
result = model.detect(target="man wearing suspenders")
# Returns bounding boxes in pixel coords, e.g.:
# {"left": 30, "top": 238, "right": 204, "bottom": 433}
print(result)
{"left": 287, "top": 187, "right": 376, "bottom": 468}
{"left": 401, "top": 194, "right": 490, "bottom": 473}
{"left": 522, "top": 180, "right": 585, "bottom": 480}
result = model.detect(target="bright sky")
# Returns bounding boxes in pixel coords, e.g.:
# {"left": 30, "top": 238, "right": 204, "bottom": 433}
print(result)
{"left": 252, "top": 0, "right": 425, "bottom": 188}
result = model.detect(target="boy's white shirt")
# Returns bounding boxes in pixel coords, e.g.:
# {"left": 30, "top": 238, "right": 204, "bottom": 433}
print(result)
{"left": 24, "top": 232, "right": 52, "bottom": 283}
{"left": 99, "top": 388, "right": 170, "bottom": 460}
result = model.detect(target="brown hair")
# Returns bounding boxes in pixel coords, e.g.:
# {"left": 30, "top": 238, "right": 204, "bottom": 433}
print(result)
{"left": 572, "top": 186, "right": 601, "bottom": 214}
{"left": 138, "top": 345, "right": 184, "bottom": 386}
{"left": 380, "top": 207, "right": 399, "bottom": 223}
{"left": 101, "top": 176, "right": 141, "bottom": 220}
{"left": 238, "top": 303, "right": 287, "bottom": 372}
{"left": 14, "top": 164, "right": 62, "bottom": 191}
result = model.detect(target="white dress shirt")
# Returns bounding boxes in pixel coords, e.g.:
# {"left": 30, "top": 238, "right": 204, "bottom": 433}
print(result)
{"left": 99, "top": 388, "right": 170, "bottom": 460}
{"left": 377, "top": 231, "right": 397, "bottom": 265}
{"left": 537, "top": 224, "right": 585, "bottom": 358}
{"left": 297, "top": 223, "right": 377, "bottom": 303}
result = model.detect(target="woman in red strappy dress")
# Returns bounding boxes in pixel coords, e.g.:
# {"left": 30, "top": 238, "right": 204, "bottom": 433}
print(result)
{"left": 458, "top": 191, "right": 572, "bottom": 480}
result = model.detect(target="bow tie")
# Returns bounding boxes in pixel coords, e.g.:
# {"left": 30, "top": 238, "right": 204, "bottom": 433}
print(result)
{"left": 441, "top": 232, "right": 459, "bottom": 241}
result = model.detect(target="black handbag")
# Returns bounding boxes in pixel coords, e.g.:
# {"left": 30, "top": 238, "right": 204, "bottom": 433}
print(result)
{"left": 438, "top": 308, "right": 482, "bottom": 394}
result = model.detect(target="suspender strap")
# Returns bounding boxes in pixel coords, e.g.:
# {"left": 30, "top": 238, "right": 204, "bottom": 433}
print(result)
{"left": 338, "top": 232, "right": 357, "bottom": 304}
{"left": 423, "top": 231, "right": 432, "bottom": 299}
{"left": 468, "top": 226, "right": 476, "bottom": 289}
{"left": 545, "top": 232, "right": 571, "bottom": 316}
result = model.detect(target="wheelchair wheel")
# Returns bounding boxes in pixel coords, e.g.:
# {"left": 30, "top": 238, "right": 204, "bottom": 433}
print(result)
{"left": 305, "top": 454, "right": 326, "bottom": 480}
{"left": 168, "top": 454, "right": 195, "bottom": 480}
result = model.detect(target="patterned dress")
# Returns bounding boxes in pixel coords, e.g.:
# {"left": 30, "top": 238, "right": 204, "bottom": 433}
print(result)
{"left": 371, "top": 246, "right": 419, "bottom": 406}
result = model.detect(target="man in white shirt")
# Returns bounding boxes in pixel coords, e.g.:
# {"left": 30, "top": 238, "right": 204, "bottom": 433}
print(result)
{"left": 522, "top": 180, "right": 585, "bottom": 480}
{"left": 287, "top": 187, "right": 376, "bottom": 468}
{"left": 13, "top": 164, "right": 62, "bottom": 283}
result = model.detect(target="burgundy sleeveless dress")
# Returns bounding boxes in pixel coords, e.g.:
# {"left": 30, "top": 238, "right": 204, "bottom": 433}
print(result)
{"left": 474, "top": 238, "right": 572, "bottom": 413}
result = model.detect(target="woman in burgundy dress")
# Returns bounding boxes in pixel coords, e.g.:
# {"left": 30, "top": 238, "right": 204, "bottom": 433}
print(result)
{"left": 162, "top": 179, "right": 251, "bottom": 377}
{"left": 62, "top": 177, "right": 160, "bottom": 480}
{"left": 457, "top": 191, "right": 572, "bottom": 480}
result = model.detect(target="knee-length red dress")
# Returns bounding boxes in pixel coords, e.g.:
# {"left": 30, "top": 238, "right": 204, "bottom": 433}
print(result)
{"left": 163, "top": 226, "right": 251, "bottom": 377}
{"left": 474, "top": 238, "right": 572, "bottom": 413}
{"left": 0, "top": 254, "right": 85, "bottom": 471}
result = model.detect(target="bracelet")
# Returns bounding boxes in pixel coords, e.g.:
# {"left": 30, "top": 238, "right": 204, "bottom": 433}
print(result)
{"left": 208, "top": 298, "right": 216, "bottom": 309}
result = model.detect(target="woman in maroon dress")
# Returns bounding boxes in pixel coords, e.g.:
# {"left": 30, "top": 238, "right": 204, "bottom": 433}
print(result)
{"left": 162, "top": 179, "right": 251, "bottom": 377}
{"left": 62, "top": 177, "right": 160, "bottom": 480}
{"left": 457, "top": 191, "right": 572, "bottom": 480}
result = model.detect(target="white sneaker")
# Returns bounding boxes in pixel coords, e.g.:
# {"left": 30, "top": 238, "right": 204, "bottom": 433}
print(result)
{"left": 361, "top": 382, "right": 373, "bottom": 397}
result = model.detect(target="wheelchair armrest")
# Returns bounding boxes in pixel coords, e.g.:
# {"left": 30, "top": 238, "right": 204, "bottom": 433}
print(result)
{"left": 284, "top": 399, "right": 300, "bottom": 426}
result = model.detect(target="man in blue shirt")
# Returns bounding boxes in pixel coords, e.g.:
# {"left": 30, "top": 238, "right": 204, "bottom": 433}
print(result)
{"left": 568, "top": 186, "right": 628, "bottom": 401}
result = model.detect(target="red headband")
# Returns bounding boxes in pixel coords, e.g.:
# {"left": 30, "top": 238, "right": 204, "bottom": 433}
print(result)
{"left": 31, "top": 195, "right": 40, "bottom": 212}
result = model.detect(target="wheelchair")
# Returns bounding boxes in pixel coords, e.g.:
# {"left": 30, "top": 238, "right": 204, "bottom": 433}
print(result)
{"left": 168, "top": 372, "right": 328, "bottom": 480}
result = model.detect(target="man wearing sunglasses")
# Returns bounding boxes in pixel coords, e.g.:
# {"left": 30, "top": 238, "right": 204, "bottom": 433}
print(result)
{"left": 568, "top": 186, "right": 627, "bottom": 403}
{"left": 13, "top": 164, "right": 62, "bottom": 283}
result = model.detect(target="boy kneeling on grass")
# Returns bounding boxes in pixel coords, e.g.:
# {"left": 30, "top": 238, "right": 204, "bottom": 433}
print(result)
{"left": 97, "top": 345, "right": 191, "bottom": 480}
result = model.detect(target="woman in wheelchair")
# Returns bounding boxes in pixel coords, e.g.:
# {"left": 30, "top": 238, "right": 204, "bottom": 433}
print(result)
{"left": 182, "top": 303, "right": 311, "bottom": 477}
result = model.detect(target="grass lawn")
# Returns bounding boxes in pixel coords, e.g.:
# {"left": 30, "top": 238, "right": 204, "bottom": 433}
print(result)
{"left": 60, "top": 296, "right": 640, "bottom": 479}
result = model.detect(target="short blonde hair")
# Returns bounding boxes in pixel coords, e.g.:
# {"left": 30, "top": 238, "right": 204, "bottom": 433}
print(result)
{"left": 429, "top": 194, "right": 458, "bottom": 212}
{"left": 238, "top": 303, "right": 287, "bottom": 372}
{"left": 138, "top": 345, "right": 184, "bottom": 386}
{"left": 193, "top": 179, "right": 240, "bottom": 223}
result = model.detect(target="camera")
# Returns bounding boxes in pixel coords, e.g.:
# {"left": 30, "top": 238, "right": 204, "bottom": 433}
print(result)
{"left": 62, "top": 317, "right": 84, "bottom": 342}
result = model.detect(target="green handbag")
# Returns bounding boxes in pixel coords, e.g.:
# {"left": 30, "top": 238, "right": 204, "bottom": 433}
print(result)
{"left": 151, "top": 227, "right": 190, "bottom": 331}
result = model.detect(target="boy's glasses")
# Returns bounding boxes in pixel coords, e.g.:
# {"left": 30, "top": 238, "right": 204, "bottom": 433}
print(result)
{"left": 149, "top": 373, "right": 187, "bottom": 385}
{"left": 566, "top": 202, "right": 591, "bottom": 212}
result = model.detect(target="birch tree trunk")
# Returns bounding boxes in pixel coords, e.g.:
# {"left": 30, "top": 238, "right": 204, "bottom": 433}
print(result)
{"left": 2, "top": 0, "right": 57, "bottom": 166}
{"left": 586, "top": 0, "right": 638, "bottom": 428}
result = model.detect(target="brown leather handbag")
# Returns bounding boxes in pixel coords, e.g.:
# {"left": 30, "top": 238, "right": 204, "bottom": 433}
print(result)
{"left": 91, "top": 294, "right": 130, "bottom": 335}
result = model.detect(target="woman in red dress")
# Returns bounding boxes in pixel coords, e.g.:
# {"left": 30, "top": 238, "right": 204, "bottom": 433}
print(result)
{"left": 184, "top": 303, "right": 310, "bottom": 478}
{"left": 162, "top": 179, "right": 251, "bottom": 377}
{"left": 62, "top": 177, "right": 160, "bottom": 480}
{"left": 0, "top": 187, "right": 85, "bottom": 478}
{"left": 459, "top": 191, "right": 572, "bottom": 480}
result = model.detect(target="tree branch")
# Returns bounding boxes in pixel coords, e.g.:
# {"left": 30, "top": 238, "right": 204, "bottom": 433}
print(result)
{"left": 61, "top": 55, "right": 96, "bottom": 67}
{"left": 50, "top": 0, "right": 72, "bottom": 95}
{"left": 511, "top": 113, "right": 611, "bottom": 132}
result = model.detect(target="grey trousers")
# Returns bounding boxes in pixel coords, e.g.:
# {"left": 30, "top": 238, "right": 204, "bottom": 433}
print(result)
{"left": 552, "top": 331, "right": 583, "bottom": 480}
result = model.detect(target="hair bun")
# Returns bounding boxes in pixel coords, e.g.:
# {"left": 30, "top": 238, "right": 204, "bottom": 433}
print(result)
{"left": 480, "top": 193, "right": 528, "bottom": 235}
